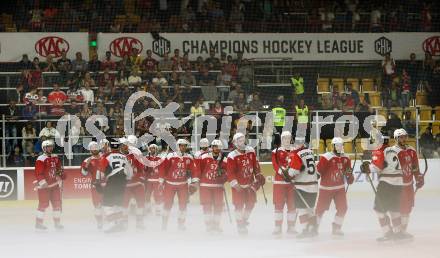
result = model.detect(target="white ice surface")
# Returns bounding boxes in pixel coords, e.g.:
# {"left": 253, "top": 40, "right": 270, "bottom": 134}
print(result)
{"left": 0, "top": 191, "right": 439, "bottom": 258}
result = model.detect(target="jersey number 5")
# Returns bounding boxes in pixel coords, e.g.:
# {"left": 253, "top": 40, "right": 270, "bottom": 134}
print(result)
{"left": 111, "top": 161, "right": 126, "bottom": 170}
{"left": 304, "top": 158, "right": 316, "bottom": 175}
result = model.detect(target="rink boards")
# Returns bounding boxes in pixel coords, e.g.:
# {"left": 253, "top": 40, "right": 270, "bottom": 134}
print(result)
{"left": 0, "top": 159, "right": 438, "bottom": 201}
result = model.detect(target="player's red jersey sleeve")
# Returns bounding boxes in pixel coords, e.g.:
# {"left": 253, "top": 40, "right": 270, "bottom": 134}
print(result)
{"left": 271, "top": 151, "right": 280, "bottom": 172}
{"left": 316, "top": 156, "right": 328, "bottom": 175}
{"left": 288, "top": 152, "right": 303, "bottom": 171}
{"left": 226, "top": 156, "right": 237, "bottom": 182}
{"left": 35, "top": 159, "right": 45, "bottom": 182}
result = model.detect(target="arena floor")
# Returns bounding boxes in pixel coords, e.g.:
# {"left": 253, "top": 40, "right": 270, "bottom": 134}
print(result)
{"left": 0, "top": 191, "right": 439, "bottom": 258}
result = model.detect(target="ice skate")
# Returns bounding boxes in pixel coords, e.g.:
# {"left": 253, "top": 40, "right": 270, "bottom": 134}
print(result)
{"left": 393, "top": 231, "right": 414, "bottom": 241}
{"left": 54, "top": 223, "right": 64, "bottom": 231}
{"left": 286, "top": 225, "right": 297, "bottom": 235}
{"left": 104, "top": 222, "right": 125, "bottom": 234}
{"left": 376, "top": 231, "right": 394, "bottom": 242}
{"left": 272, "top": 225, "right": 282, "bottom": 236}
{"left": 35, "top": 223, "right": 48, "bottom": 232}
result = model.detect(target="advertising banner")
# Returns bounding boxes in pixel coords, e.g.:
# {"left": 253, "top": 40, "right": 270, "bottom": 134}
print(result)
{"left": 97, "top": 32, "right": 440, "bottom": 61}
{"left": 0, "top": 169, "right": 18, "bottom": 200}
{"left": 0, "top": 33, "right": 89, "bottom": 61}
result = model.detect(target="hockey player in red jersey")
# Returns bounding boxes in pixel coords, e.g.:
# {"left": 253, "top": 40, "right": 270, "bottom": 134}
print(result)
{"left": 361, "top": 128, "right": 423, "bottom": 241}
{"left": 271, "top": 131, "right": 297, "bottom": 235}
{"left": 287, "top": 137, "right": 319, "bottom": 238}
{"left": 145, "top": 143, "right": 163, "bottom": 216}
{"left": 159, "top": 138, "right": 198, "bottom": 231}
{"left": 198, "top": 139, "right": 228, "bottom": 233}
{"left": 34, "top": 140, "right": 66, "bottom": 231}
{"left": 98, "top": 138, "right": 133, "bottom": 233}
{"left": 316, "top": 137, "right": 353, "bottom": 236}
{"left": 121, "top": 137, "right": 147, "bottom": 230}
{"left": 81, "top": 141, "right": 104, "bottom": 229}
{"left": 226, "top": 132, "right": 265, "bottom": 235}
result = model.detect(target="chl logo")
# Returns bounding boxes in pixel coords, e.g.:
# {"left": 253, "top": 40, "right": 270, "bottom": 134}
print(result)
{"left": 423, "top": 36, "right": 440, "bottom": 56}
{"left": 374, "top": 37, "right": 392, "bottom": 56}
{"left": 0, "top": 174, "right": 14, "bottom": 198}
{"left": 152, "top": 37, "right": 171, "bottom": 57}
{"left": 35, "top": 36, "right": 70, "bottom": 58}
{"left": 109, "top": 37, "right": 143, "bottom": 58}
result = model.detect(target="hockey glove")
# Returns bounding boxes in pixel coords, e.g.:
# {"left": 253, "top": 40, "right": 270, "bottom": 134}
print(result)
{"left": 415, "top": 174, "right": 424, "bottom": 189}
{"left": 255, "top": 173, "right": 266, "bottom": 186}
{"left": 189, "top": 183, "right": 198, "bottom": 195}
{"left": 346, "top": 173, "right": 354, "bottom": 185}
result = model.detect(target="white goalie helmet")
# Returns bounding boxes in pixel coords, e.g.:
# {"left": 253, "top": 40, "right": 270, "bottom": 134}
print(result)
{"left": 88, "top": 141, "right": 99, "bottom": 151}
{"left": 211, "top": 139, "right": 223, "bottom": 148}
{"left": 393, "top": 128, "right": 408, "bottom": 139}
{"left": 199, "top": 138, "right": 210, "bottom": 148}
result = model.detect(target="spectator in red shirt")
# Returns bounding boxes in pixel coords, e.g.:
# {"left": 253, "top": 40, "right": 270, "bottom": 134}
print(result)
{"left": 101, "top": 51, "right": 117, "bottom": 71}
{"left": 142, "top": 49, "right": 157, "bottom": 79}
{"left": 47, "top": 83, "right": 68, "bottom": 116}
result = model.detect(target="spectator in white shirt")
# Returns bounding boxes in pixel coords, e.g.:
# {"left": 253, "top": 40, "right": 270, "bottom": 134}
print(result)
{"left": 128, "top": 69, "right": 142, "bottom": 88}
{"left": 38, "top": 121, "right": 59, "bottom": 139}
{"left": 80, "top": 83, "right": 94, "bottom": 105}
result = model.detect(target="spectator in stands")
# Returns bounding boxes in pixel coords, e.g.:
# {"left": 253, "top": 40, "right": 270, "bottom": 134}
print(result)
{"left": 426, "top": 61, "right": 440, "bottom": 107}
{"left": 109, "top": 101, "right": 124, "bottom": 121}
{"left": 406, "top": 53, "right": 420, "bottom": 99}
{"left": 248, "top": 92, "right": 263, "bottom": 111}
{"left": 199, "top": 67, "right": 217, "bottom": 101}
{"left": 18, "top": 54, "right": 33, "bottom": 70}
{"left": 229, "top": 2, "right": 245, "bottom": 32}
{"left": 93, "top": 102, "right": 108, "bottom": 117}
{"left": 420, "top": 127, "right": 435, "bottom": 157}
{"left": 319, "top": 6, "right": 335, "bottom": 32}
{"left": 370, "top": 5, "right": 383, "bottom": 32}
{"left": 181, "top": 68, "right": 196, "bottom": 86}
{"left": 81, "top": 72, "right": 96, "bottom": 88}
{"left": 98, "top": 68, "right": 114, "bottom": 87}
{"left": 72, "top": 52, "right": 88, "bottom": 72}
{"left": 79, "top": 103, "right": 92, "bottom": 123}
{"left": 205, "top": 49, "right": 221, "bottom": 70}
{"left": 101, "top": 51, "right": 117, "bottom": 71}
{"left": 355, "top": 95, "right": 372, "bottom": 113}
{"left": 195, "top": 56, "right": 205, "bottom": 72}
{"left": 217, "top": 66, "right": 233, "bottom": 86}
{"left": 209, "top": 100, "right": 224, "bottom": 119}
{"left": 171, "top": 49, "right": 182, "bottom": 67}
{"left": 402, "top": 111, "right": 416, "bottom": 137}
{"left": 47, "top": 83, "right": 68, "bottom": 116}
{"left": 43, "top": 55, "right": 57, "bottom": 72}
{"left": 158, "top": 52, "right": 173, "bottom": 71}
{"left": 181, "top": 53, "right": 191, "bottom": 70}
{"left": 142, "top": 49, "right": 158, "bottom": 79}
{"left": 225, "top": 55, "right": 238, "bottom": 80}
{"left": 21, "top": 122, "right": 36, "bottom": 155}
{"left": 331, "top": 87, "right": 342, "bottom": 109}
{"left": 118, "top": 54, "right": 132, "bottom": 74}
{"left": 421, "top": 2, "right": 432, "bottom": 32}
{"left": 22, "top": 102, "right": 37, "bottom": 120}
{"left": 39, "top": 121, "right": 58, "bottom": 140}
{"left": 36, "top": 89, "right": 48, "bottom": 117}
{"left": 234, "top": 92, "right": 248, "bottom": 112}
{"left": 7, "top": 146, "right": 24, "bottom": 167}
{"left": 382, "top": 53, "right": 396, "bottom": 89}
{"left": 346, "top": 83, "right": 360, "bottom": 106}
{"left": 115, "top": 70, "right": 129, "bottom": 88}
{"left": 56, "top": 50, "right": 71, "bottom": 75}
{"left": 88, "top": 53, "right": 101, "bottom": 72}
{"left": 400, "top": 69, "right": 411, "bottom": 108}
{"left": 228, "top": 82, "right": 242, "bottom": 102}
{"left": 238, "top": 59, "right": 253, "bottom": 93}
{"left": 128, "top": 68, "right": 143, "bottom": 88}
{"left": 9, "top": 84, "right": 24, "bottom": 104}
{"left": 32, "top": 57, "right": 43, "bottom": 70}
{"left": 66, "top": 81, "right": 83, "bottom": 102}
{"left": 342, "top": 93, "right": 355, "bottom": 111}
{"left": 79, "top": 82, "right": 94, "bottom": 105}
{"left": 190, "top": 99, "right": 205, "bottom": 117}
{"left": 66, "top": 101, "right": 80, "bottom": 115}
{"left": 130, "top": 48, "right": 142, "bottom": 70}
{"left": 2, "top": 100, "right": 20, "bottom": 154}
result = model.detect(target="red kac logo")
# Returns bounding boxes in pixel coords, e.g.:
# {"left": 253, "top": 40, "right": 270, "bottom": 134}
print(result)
{"left": 109, "top": 37, "right": 143, "bottom": 57}
{"left": 35, "top": 36, "right": 70, "bottom": 58}
{"left": 423, "top": 36, "right": 440, "bottom": 56}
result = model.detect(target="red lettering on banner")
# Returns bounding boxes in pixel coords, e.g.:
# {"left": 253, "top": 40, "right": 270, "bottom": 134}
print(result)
{"left": 423, "top": 36, "right": 440, "bottom": 56}
{"left": 109, "top": 37, "right": 143, "bottom": 57}
{"left": 34, "top": 36, "right": 70, "bottom": 57}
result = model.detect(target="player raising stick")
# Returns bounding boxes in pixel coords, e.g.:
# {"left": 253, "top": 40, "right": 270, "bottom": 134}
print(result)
{"left": 315, "top": 137, "right": 353, "bottom": 236}
{"left": 34, "top": 140, "right": 66, "bottom": 231}
{"left": 287, "top": 137, "right": 319, "bottom": 238}
{"left": 81, "top": 141, "right": 104, "bottom": 229}
{"left": 226, "top": 132, "right": 265, "bottom": 235}
{"left": 198, "top": 139, "right": 228, "bottom": 233}
{"left": 271, "top": 131, "right": 297, "bottom": 235}
{"left": 159, "top": 138, "right": 198, "bottom": 231}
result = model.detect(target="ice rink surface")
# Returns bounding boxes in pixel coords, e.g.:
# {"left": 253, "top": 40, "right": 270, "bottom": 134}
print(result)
{"left": 1, "top": 191, "right": 439, "bottom": 258}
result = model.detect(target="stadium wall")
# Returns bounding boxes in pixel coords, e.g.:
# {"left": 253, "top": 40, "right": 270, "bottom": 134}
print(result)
{"left": 0, "top": 159, "right": 437, "bottom": 201}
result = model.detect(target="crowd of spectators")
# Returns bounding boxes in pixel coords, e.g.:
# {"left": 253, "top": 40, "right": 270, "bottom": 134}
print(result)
{"left": 1, "top": 0, "right": 438, "bottom": 33}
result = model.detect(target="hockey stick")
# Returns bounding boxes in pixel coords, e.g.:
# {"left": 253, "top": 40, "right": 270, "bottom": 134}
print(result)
{"left": 345, "top": 140, "right": 358, "bottom": 193}
{"left": 415, "top": 151, "right": 428, "bottom": 194}
{"left": 223, "top": 187, "right": 233, "bottom": 223}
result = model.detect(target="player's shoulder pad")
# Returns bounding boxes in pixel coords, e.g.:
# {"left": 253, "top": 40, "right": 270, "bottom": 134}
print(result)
{"left": 406, "top": 145, "right": 417, "bottom": 152}
{"left": 245, "top": 146, "right": 256, "bottom": 153}
{"left": 36, "top": 154, "right": 48, "bottom": 161}
{"left": 227, "top": 150, "right": 239, "bottom": 159}
{"left": 200, "top": 151, "right": 212, "bottom": 159}
{"left": 322, "top": 152, "right": 335, "bottom": 160}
